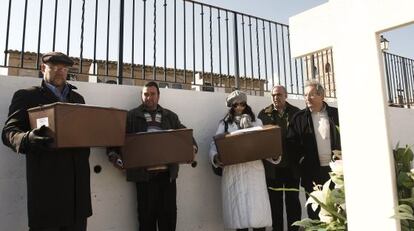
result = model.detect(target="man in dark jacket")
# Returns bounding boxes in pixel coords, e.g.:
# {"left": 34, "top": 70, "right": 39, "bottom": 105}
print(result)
{"left": 258, "top": 85, "right": 301, "bottom": 231}
{"left": 108, "top": 81, "right": 197, "bottom": 231}
{"left": 287, "top": 80, "right": 341, "bottom": 220}
{"left": 2, "top": 52, "right": 92, "bottom": 231}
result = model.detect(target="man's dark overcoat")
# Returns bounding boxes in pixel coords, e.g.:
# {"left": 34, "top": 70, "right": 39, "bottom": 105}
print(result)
{"left": 287, "top": 102, "right": 341, "bottom": 189}
{"left": 2, "top": 81, "right": 92, "bottom": 228}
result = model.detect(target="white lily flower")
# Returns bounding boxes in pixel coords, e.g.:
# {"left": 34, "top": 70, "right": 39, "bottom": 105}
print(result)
{"left": 306, "top": 180, "right": 332, "bottom": 212}
{"left": 306, "top": 190, "right": 324, "bottom": 211}
{"left": 330, "top": 160, "right": 343, "bottom": 175}
{"left": 319, "top": 208, "right": 334, "bottom": 223}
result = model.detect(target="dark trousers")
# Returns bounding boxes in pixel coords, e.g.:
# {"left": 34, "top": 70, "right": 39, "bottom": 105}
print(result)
{"left": 267, "top": 168, "right": 301, "bottom": 231}
{"left": 29, "top": 219, "right": 87, "bottom": 231}
{"left": 302, "top": 166, "right": 331, "bottom": 220}
{"left": 136, "top": 172, "right": 177, "bottom": 231}
{"left": 237, "top": 228, "right": 266, "bottom": 231}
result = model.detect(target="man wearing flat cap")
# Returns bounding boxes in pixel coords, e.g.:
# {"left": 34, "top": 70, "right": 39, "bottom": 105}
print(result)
{"left": 2, "top": 52, "right": 92, "bottom": 231}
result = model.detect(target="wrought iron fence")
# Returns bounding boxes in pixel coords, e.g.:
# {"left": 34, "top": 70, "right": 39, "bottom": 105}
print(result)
{"left": 384, "top": 52, "right": 414, "bottom": 108}
{"left": 296, "top": 48, "right": 336, "bottom": 98}
{"left": 0, "top": 0, "right": 335, "bottom": 97}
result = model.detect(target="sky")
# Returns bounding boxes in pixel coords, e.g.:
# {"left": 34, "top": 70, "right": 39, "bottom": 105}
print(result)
{"left": 0, "top": 0, "right": 412, "bottom": 71}
{"left": 201, "top": 0, "right": 413, "bottom": 59}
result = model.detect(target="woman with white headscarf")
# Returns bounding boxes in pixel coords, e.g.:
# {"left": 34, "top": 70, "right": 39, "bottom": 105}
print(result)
{"left": 209, "top": 90, "right": 272, "bottom": 231}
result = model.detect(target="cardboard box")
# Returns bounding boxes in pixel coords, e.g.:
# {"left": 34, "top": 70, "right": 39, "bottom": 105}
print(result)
{"left": 121, "top": 129, "right": 194, "bottom": 169}
{"left": 28, "top": 102, "right": 127, "bottom": 148}
{"left": 214, "top": 125, "right": 282, "bottom": 166}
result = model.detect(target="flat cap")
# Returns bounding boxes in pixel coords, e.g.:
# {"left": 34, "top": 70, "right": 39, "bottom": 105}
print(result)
{"left": 42, "top": 52, "right": 74, "bottom": 66}
{"left": 226, "top": 90, "right": 247, "bottom": 107}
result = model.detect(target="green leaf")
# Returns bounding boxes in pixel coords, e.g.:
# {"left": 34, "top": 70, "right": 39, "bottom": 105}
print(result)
{"left": 330, "top": 188, "right": 346, "bottom": 205}
{"left": 400, "top": 219, "right": 410, "bottom": 231}
{"left": 396, "top": 148, "right": 406, "bottom": 163}
{"left": 292, "top": 218, "right": 325, "bottom": 229}
{"left": 394, "top": 144, "right": 414, "bottom": 230}
{"left": 398, "top": 172, "right": 414, "bottom": 189}
{"left": 329, "top": 172, "right": 344, "bottom": 186}
{"left": 308, "top": 193, "right": 347, "bottom": 222}
{"left": 276, "top": 182, "right": 347, "bottom": 223}
{"left": 400, "top": 198, "right": 414, "bottom": 204}
{"left": 403, "top": 146, "right": 414, "bottom": 165}
{"left": 394, "top": 204, "right": 414, "bottom": 221}
{"left": 395, "top": 142, "right": 401, "bottom": 151}
{"left": 326, "top": 222, "right": 347, "bottom": 231}
{"left": 399, "top": 204, "right": 414, "bottom": 215}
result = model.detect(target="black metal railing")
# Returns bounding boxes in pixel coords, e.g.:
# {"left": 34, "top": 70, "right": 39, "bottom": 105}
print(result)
{"left": 384, "top": 52, "right": 414, "bottom": 108}
{"left": 295, "top": 48, "right": 336, "bottom": 98}
{"left": 0, "top": 0, "right": 333, "bottom": 97}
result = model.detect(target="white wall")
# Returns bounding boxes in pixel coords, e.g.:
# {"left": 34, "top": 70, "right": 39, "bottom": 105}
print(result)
{"left": 1, "top": 75, "right": 413, "bottom": 230}
{"left": 388, "top": 107, "right": 414, "bottom": 147}
{"left": 290, "top": 1, "right": 414, "bottom": 229}
{"left": 0, "top": 76, "right": 292, "bottom": 231}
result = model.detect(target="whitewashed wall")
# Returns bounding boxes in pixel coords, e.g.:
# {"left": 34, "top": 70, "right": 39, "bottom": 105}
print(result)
{"left": 0, "top": 75, "right": 413, "bottom": 230}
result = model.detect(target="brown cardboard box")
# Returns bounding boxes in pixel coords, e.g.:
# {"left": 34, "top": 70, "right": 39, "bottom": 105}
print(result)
{"left": 214, "top": 125, "right": 282, "bottom": 166}
{"left": 28, "top": 102, "right": 127, "bottom": 148}
{"left": 121, "top": 129, "right": 194, "bottom": 169}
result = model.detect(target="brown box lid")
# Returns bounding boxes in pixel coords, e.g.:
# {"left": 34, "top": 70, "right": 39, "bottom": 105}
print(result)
{"left": 121, "top": 128, "right": 194, "bottom": 169}
{"left": 214, "top": 125, "right": 282, "bottom": 166}
{"left": 28, "top": 102, "right": 127, "bottom": 148}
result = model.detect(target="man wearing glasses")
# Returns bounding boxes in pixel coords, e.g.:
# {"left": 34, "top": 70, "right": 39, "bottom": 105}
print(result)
{"left": 287, "top": 80, "right": 341, "bottom": 220}
{"left": 258, "top": 85, "right": 301, "bottom": 231}
{"left": 2, "top": 52, "right": 92, "bottom": 231}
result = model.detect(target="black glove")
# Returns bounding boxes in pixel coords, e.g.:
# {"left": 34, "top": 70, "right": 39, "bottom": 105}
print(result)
{"left": 27, "top": 125, "right": 53, "bottom": 151}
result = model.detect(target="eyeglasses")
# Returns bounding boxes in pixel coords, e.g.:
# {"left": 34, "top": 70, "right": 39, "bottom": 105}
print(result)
{"left": 232, "top": 102, "right": 247, "bottom": 108}
{"left": 45, "top": 64, "right": 69, "bottom": 72}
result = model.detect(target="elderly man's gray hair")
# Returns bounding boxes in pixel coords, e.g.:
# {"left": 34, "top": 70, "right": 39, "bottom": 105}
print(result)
{"left": 271, "top": 85, "right": 287, "bottom": 95}
{"left": 305, "top": 79, "right": 325, "bottom": 96}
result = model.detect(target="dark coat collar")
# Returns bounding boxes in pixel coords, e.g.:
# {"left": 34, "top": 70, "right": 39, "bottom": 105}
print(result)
{"left": 39, "top": 80, "right": 77, "bottom": 92}
{"left": 263, "top": 101, "right": 296, "bottom": 114}
{"left": 305, "top": 102, "right": 334, "bottom": 116}
{"left": 39, "top": 80, "right": 78, "bottom": 102}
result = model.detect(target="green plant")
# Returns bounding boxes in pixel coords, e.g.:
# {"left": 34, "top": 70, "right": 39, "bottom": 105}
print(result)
{"left": 271, "top": 158, "right": 347, "bottom": 231}
{"left": 297, "top": 160, "right": 346, "bottom": 231}
{"left": 271, "top": 146, "right": 414, "bottom": 231}
{"left": 393, "top": 145, "right": 414, "bottom": 231}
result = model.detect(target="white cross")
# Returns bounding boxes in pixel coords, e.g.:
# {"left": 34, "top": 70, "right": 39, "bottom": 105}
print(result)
{"left": 289, "top": 0, "right": 414, "bottom": 230}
